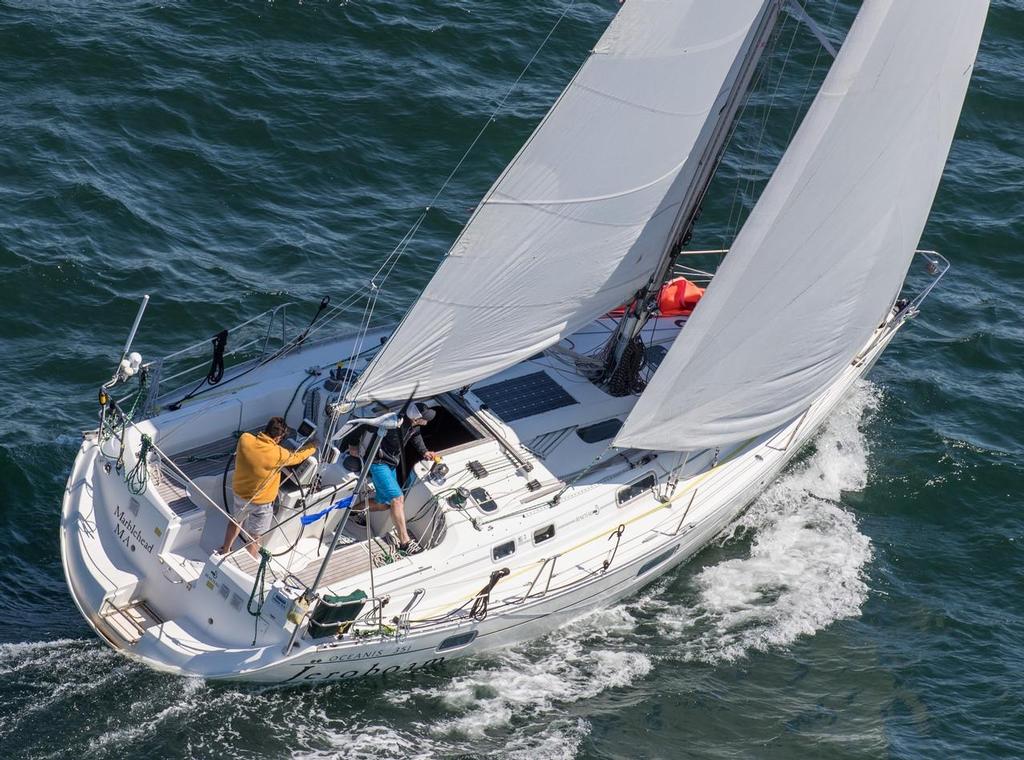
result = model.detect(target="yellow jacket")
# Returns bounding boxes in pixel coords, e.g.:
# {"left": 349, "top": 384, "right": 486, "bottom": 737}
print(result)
{"left": 232, "top": 432, "right": 315, "bottom": 504}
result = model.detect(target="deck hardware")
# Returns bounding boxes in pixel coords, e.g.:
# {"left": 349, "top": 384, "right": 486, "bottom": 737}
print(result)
{"left": 525, "top": 555, "right": 559, "bottom": 599}
{"left": 467, "top": 460, "right": 488, "bottom": 479}
{"left": 447, "top": 487, "right": 470, "bottom": 509}
{"left": 674, "top": 490, "right": 698, "bottom": 536}
{"left": 603, "top": 524, "right": 626, "bottom": 571}
{"left": 394, "top": 588, "right": 425, "bottom": 636}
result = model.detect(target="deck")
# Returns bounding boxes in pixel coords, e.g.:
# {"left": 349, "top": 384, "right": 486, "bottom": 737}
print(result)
{"left": 155, "top": 433, "right": 244, "bottom": 516}
{"left": 228, "top": 537, "right": 393, "bottom": 589}
{"left": 157, "top": 433, "right": 396, "bottom": 589}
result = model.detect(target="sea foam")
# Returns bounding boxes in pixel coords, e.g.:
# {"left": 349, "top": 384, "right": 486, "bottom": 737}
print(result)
{"left": 662, "top": 381, "right": 880, "bottom": 662}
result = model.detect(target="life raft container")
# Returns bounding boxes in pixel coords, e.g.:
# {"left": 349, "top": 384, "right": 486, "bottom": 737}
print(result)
{"left": 607, "top": 276, "right": 705, "bottom": 318}
{"left": 656, "top": 276, "right": 705, "bottom": 317}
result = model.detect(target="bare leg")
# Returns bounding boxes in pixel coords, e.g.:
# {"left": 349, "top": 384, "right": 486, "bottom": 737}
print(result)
{"left": 245, "top": 533, "right": 262, "bottom": 558}
{"left": 219, "top": 520, "right": 241, "bottom": 555}
{"left": 388, "top": 495, "right": 411, "bottom": 545}
{"left": 364, "top": 497, "right": 389, "bottom": 512}
{"left": 362, "top": 497, "right": 411, "bottom": 545}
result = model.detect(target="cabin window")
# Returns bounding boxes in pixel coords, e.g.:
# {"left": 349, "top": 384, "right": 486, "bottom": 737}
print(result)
{"left": 437, "top": 630, "right": 478, "bottom": 652}
{"left": 575, "top": 418, "right": 624, "bottom": 444}
{"left": 533, "top": 524, "right": 555, "bottom": 544}
{"left": 637, "top": 546, "right": 678, "bottom": 577}
{"left": 492, "top": 540, "right": 516, "bottom": 561}
{"left": 616, "top": 472, "right": 657, "bottom": 506}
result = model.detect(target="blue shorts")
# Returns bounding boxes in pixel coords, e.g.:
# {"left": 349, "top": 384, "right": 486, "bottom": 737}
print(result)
{"left": 369, "top": 463, "right": 403, "bottom": 504}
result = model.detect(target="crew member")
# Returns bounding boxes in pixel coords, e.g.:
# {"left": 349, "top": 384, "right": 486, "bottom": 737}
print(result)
{"left": 218, "top": 416, "right": 316, "bottom": 558}
{"left": 343, "top": 402, "right": 436, "bottom": 555}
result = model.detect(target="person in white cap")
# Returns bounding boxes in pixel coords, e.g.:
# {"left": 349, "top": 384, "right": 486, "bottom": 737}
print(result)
{"left": 341, "top": 402, "right": 436, "bottom": 555}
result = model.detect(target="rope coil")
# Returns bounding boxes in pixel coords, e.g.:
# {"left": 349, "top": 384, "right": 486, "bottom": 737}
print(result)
{"left": 125, "top": 434, "right": 153, "bottom": 495}
{"left": 247, "top": 547, "right": 273, "bottom": 646}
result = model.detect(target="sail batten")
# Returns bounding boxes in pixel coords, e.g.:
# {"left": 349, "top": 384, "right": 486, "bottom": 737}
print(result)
{"left": 615, "top": 0, "right": 989, "bottom": 452}
{"left": 347, "top": 0, "right": 779, "bottom": 405}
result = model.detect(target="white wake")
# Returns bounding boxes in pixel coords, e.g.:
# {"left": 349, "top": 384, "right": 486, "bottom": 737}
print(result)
{"left": 658, "top": 380, "right": 879, "bottom": 662}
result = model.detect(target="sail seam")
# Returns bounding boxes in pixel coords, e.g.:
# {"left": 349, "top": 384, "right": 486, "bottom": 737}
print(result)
{"left": 573, "top": 82, "right": 715, "bottom": 118}
{"left": 485, "top": 158, "right": 691, "bottom": 206}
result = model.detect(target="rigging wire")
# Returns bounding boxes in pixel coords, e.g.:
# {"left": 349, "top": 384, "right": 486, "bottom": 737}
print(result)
{"left": 720, "top": 1, "right": 842, "bottom": 252}
{"left": 784, "top": 0, "right": 842, "bottom": 147}
{"left": 723, "top": 14, "right": 803, "bottom": 247}
{"left": 341, "top": 0, "right": 579, "bottom": 404}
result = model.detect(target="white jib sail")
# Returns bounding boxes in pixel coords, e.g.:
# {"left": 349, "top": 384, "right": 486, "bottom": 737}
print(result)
{"left": 348, "top": 0, "right": 777, "bottom": 404}
{"left": 615, "top": 0, "right": 989, "bottom": 452}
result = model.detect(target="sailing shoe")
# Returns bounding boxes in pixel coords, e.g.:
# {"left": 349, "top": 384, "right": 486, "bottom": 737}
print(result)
{"left": 398, "top": 539, "right": 422, "bottom": 557}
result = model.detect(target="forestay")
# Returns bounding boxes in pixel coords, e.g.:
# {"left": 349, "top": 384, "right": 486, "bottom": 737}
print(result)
{"left": 616, "top": 0, "right": 989, "bottom": 451}
{"left": 348, "top": 0, "right": 776, "bottom": 404}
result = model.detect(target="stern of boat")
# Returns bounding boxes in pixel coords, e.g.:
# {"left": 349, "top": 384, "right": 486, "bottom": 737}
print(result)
{"left": 60, "top": 435, "right": 174, "bottom": 667}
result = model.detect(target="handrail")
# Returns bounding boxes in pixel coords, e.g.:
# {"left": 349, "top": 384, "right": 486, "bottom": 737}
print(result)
{"left": 855, "top": 249, "right": 949, "bottom": 364}
{"left": 395, "top": 588, "right": 425, "bottom": 636}
{"left": 151, "top": 286, "right": 371, "bottom": 395}
{"left": 903, "top": 249, "right": 950, "bottom": 314}
{"left": 129, "top": 303, "right": 296, "bottom": 414}
{"left": 159, "top": 303, "right": 294, "bottom": 364}
{"left": 524, "top": 555, "right": 558, "bottom": 599}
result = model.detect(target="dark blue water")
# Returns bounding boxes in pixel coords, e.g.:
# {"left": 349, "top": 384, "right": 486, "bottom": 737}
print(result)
{"left": 1, "top": 2, "right": 1021, "bottom": 758}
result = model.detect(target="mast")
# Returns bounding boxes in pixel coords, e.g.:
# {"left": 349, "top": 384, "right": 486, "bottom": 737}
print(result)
{"left": 602, "top": 0, "right": 785, "bottom": 395}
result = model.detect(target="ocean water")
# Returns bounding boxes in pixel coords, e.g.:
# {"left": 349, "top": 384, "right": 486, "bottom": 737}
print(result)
{"left": 0, "top": 1, "right": 1022, "bottom": 758}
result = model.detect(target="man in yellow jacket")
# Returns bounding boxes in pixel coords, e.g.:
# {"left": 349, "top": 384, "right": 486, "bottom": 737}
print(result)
{"left": 218, "top": 416, "right": 315, "bottom": 557}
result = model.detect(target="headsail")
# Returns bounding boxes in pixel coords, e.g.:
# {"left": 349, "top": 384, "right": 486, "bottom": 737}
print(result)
{"left": 615, "top": 0, "right": 989, "bottom": 451}
{"left": 348, "top": 0, "right": 779, "bottom": 404}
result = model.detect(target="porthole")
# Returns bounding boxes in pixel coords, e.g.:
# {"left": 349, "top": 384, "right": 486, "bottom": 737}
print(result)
{"left": 437, "top": 630, "right": 478, "bottom": 652}
{"left": 636, "top": 546, "right": 678, "bottom": 577}
{"left": 492, "top": 540, "right": 515, "bottom": 561}
{"left": 533, "top": 524, "right": 555, "bottom": 544}
{"left": 616, "top": 472, "right": 657, "bottom": 506}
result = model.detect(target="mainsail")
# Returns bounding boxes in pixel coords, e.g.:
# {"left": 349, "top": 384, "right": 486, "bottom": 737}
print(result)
{"left": 615, "top": 0, "right": 989, "bottom": 452}
{"left": 348, "top": 0, "right": 780, "bottom": 404}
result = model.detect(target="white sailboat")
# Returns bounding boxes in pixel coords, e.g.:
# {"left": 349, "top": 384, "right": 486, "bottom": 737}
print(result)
{"left": 60, "top": 0, "right": 988, "bottom": 684}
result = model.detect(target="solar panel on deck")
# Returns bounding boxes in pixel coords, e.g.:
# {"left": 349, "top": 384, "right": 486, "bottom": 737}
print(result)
{"left": 473, "top": 371, "right": 578, "bottom": 422}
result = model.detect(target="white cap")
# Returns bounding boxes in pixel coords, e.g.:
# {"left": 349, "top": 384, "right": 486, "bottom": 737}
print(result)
{"left": 406, "top": 402, "right": 435, "bottom": 422}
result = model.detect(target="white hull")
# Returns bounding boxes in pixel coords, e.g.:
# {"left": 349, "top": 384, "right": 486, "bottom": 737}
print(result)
{"left": 60, "top": 312, "right": 904, "bottom": 685}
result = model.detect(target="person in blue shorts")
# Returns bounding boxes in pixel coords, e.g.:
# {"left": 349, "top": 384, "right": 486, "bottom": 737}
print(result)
{"left": 342, "top": 403, "right": 436, "bottom": 555}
